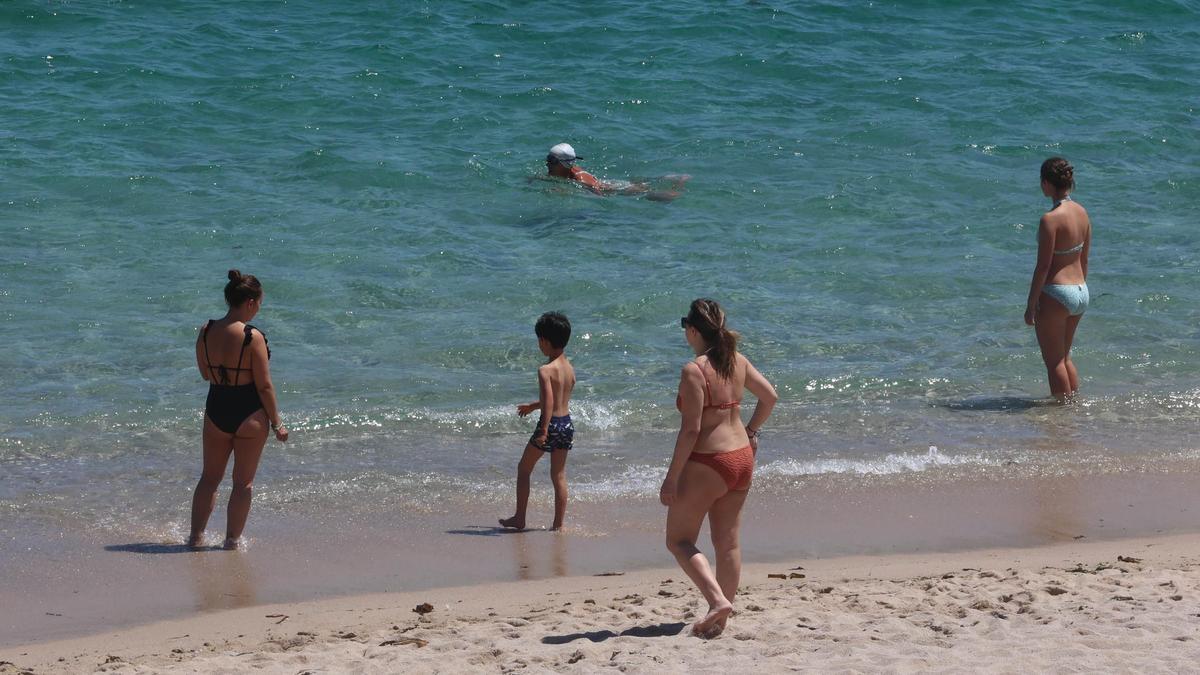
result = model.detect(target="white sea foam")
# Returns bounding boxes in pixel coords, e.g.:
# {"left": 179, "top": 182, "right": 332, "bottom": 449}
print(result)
{"left": 293, "top": 399, "right": 638, "bottom": 434}
{"left": 757, "top": 446, "right": 1001, "bottom": 478}
{"left": 569, "top": 465, "right": 664, "bottom": 499}
{"left": 563, "top": 447, "right": 1002, "bottom": 500}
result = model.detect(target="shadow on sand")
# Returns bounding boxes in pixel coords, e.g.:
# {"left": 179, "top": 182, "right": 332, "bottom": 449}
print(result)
{"left": 542, "top": 622, "right": 688, "bottom": 645}
{"left": 105, "top": 542, "right": 223, "bottom": 554}
{"left": 444, "top": 525, "right": 529, "bottom": 537}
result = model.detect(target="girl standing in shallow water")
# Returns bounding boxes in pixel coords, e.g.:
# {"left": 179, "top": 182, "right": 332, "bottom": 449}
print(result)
{"left": 189, "top": 270, "right": 288, "bottom": 550}
{"left": 661, "top": 298, "right": 778, "bottom": 638}
{"left": 1025, "top": 157, "right": 1092, "bottom": 401}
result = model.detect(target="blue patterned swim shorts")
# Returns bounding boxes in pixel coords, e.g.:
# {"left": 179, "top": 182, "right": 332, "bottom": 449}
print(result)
{"left": 531, "top": 415, "right": 574, "bottom": 452}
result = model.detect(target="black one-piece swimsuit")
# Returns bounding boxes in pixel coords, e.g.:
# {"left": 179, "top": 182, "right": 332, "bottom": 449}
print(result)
{"left": 202, "top": 321, "right": 270, "bottom": 434}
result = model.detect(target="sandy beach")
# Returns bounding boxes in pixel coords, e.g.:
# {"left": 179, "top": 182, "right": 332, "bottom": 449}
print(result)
{"left": 7, "top": 467, "right": 1200, "bottom": 650}
{"left": 4, "top": 532, "right": 1198, "bottom": 673}
{"left": 6, "top": 1, "right": 1199, "bottom": 673}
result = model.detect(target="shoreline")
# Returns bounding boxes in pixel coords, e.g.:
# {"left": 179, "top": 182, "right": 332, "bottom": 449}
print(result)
{"left": 6, "top": 466, "right": 1200, "bottom": 650}
{"left": 4, "top": 531, "right": 1199, "bottom": 672}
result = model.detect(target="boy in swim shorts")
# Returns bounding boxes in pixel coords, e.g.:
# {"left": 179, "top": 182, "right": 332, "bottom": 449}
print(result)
{"left": 500, "top": 312, "right": 577, "bottom": 531}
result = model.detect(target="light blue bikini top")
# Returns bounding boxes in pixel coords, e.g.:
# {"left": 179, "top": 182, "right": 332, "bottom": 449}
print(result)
{"left": 1051, "top": 195, "right": 1084, "bottom": 255}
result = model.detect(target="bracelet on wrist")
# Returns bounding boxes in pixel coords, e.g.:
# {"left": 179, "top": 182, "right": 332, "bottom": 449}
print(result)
{"left": 271, "top": 421, "right": 282, "bottom": 431}
{"left": 745, "top": 426, "right": 760, "bottom": 438}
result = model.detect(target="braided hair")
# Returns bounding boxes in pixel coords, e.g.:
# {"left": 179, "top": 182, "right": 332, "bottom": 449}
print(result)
{"left": 1040, "top": 157, "right": 1075, "bottom": 191}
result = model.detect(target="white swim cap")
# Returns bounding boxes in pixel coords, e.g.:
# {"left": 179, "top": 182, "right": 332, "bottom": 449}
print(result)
{"left": 547, "top": 143, "right": 581, "bottom": 165}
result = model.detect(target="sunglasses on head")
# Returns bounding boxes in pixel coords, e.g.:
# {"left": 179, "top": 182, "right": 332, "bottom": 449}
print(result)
{"left": 680, "top": 317, "right": 690, "bottom": 329}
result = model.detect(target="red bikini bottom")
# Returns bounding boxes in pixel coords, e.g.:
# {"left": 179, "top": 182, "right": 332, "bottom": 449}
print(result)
{"left": 688, "top": 445, "right": 754, "bottom": 491}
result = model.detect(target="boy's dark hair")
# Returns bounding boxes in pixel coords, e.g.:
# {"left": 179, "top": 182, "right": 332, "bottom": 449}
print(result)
{"left": 535, "top": 312, "right": 571, "bottom": 349}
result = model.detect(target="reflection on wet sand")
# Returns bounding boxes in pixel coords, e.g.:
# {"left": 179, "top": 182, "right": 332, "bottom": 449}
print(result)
{"left": 1028, "top": 475, "right": 1087, "bottom": 542}
{"left": 1025, "top": 410, "right": 1088, "bottom": 542}
{"left": 512, "top": 529, "right": 569, "bottom": 581}
{"left": 187, "top": 549, "right": 257, "bottom": 613}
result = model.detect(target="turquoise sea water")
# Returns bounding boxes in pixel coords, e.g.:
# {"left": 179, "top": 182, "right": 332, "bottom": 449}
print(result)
{"left": 2, "top": 1, "right": 1199, "bottom": 542}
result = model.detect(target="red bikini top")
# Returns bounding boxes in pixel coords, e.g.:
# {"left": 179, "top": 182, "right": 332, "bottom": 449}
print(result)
{"left": 676, "top": 359, "right": 741, "bottom": 412}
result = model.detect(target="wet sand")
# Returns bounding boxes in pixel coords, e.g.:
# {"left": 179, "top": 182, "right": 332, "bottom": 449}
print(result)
{"left": 4, "top": 467, "right": 1200, "bottom": 649}
{"left": 4, "top": 532, "right": 1200, "bottom": 673}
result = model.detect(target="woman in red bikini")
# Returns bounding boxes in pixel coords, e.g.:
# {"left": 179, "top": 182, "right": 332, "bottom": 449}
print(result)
{"left": 661, "top": 298, "right": 778, "bottom": 638}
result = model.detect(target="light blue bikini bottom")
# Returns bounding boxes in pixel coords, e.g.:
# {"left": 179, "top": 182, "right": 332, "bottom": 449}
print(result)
{"left": 1042, "top": 283, "right": 1089, "bottom": 316}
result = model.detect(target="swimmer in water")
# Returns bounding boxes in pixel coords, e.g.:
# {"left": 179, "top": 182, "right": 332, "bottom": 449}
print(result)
{"left": 543, "top": 142, "right": 689, "bottom": 201}
{"left": 545, "top": 143, "right": 602, "bottom": 189}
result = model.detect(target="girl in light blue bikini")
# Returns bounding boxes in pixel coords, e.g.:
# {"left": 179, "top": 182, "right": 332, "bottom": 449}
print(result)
{"left": 1024, "top": 157, "right": 1091, "bottom": 401}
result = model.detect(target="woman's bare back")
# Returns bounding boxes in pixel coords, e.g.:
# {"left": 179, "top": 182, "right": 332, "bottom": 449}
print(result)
{"left": 692, "top": 355, "right": 749, "bottom": 453}
{"left": 1042, "top": 200, "right": 1091, "bottom": 285}
{"left": 199, "top": 319, "right": 258, "bottom": 386}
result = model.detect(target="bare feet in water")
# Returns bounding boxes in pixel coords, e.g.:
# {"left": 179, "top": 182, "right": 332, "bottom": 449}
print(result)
{"left": 222, "top": 537, "right": 241, "bottom": 551}
{"left": 186, "top": 534, "right": 204, "bottom": 549}
{"left": 498, "top": 516, "right": 526, "bottom": 530}
{"left": 692, "top": 601, "right": 733, "bottom": 639}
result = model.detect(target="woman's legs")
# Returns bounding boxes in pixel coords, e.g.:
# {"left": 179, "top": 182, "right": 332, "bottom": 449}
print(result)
{"left": 708, "top": 488, "right": 749, "bottom": 621}
{"left": 1035, "top": 296, "right": 1072, "bottom": 400}
{"left": 665, "top": 461, "right": 731, "bottom": 636}
{"left": 1063, "top": 314, "right": 1084, "bottom": 393}
{"left": 189, "top": 417, "right": 235, "bottom": 546}
{"left": 224, "top": 411, "right": 269, "bottom": 548}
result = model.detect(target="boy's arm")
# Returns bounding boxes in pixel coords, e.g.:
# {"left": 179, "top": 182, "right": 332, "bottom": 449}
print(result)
{"left": 517, "top": 368, "right": 548, "bottom": 417}
{"left": 536, "top": 367, "right": 554, "bottom": 437}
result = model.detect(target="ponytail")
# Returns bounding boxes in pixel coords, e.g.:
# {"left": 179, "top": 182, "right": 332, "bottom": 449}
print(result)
{"left": 686, "top": 298, "right": 740, "bottom": 379}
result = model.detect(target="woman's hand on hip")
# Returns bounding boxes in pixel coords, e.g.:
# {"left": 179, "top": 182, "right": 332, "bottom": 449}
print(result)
{"left": 659, "top": 475, "right": 678, "bottom": 506}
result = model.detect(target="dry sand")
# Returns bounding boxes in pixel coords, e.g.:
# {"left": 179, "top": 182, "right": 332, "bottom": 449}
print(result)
{"left": 4, "top": 533, "right": 1199, "bottom": 673}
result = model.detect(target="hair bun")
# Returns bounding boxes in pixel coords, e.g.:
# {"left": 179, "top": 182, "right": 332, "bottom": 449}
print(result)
{"left": 222, "top": 269, "right": 262, "bottom": 307}
{"left": 1040, "top": 157, "right": 1075, "bottom": 190}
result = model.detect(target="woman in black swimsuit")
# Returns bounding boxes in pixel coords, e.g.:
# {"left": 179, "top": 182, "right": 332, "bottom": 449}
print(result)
{"left": 188, "top": 270, "right": 288, "bottom": 550}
